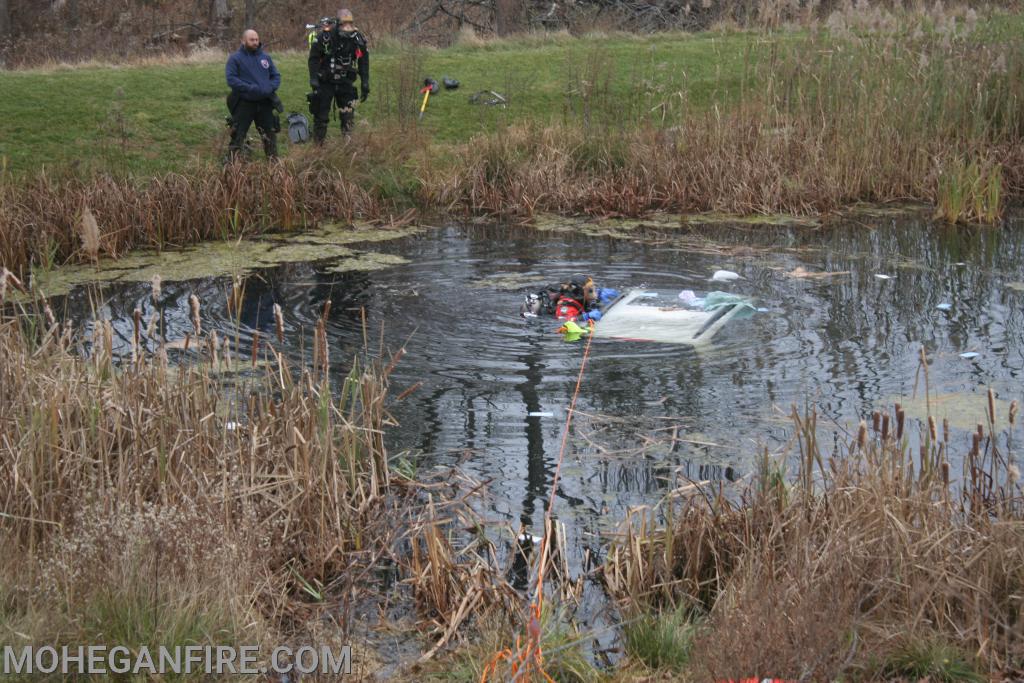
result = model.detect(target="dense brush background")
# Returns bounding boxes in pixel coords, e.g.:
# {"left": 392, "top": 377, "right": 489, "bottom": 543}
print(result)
{"left": 0, "top": 0, "right": 1017, "bottom": 66}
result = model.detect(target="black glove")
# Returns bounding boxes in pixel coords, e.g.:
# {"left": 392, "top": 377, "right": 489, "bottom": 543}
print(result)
{"left": 271, "top": 93, "right": 284, "bottom": 113}
{"left": 309, "top": 77, "right": 320, "bottom": 90}
{"left": 360, "top": 82, "right": 369, "bottom": 102}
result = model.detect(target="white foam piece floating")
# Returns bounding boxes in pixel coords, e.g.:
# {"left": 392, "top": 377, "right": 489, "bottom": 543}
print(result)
{"left": 936, "top": 303, "right": 952, "bottom": 311}
{"left": 874, "top": 274, "right": 894, "bottom": 280}
{"left": 528, "top": 411, "right": 554, "bottom": 417}
{"left": 594, "top": 288, "right": 746, "bottom": 347}
{"left": 710, "top": 269, "right": 741, "bottom": 282}
{"left": 959, "top": 352, "right": 980, "bottom": 359}
{"left": 518, "top": 532, "right": 543, "bottom": 545}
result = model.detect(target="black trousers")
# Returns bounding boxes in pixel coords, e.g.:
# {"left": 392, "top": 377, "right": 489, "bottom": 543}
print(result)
{"left": 229, "top": 98, "right": 278, "bottom": 158}
{"left": 312, "top": 78, "right": 358, "bottom": 142}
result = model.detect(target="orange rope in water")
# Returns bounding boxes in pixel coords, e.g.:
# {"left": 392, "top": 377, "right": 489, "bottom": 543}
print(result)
{"left": 481, "top": 320, "right": 596, "bottom": 683}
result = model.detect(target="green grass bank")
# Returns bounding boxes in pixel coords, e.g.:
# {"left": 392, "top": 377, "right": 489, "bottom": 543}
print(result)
{"left": 2, "top": 8, "right": 1024, "bottom": 278}
{"left": 0, "top": 30, "right": 758, "bottom": 175}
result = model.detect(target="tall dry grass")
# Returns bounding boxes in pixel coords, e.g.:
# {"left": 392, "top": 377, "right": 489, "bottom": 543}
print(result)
{"left": 0, "top": 294, "right": 513, "bottom": 661}
{"left": 0, "top": 143, "right": 416, "bottom": 278}
{"left": 603, "top": 391, "right": 1024, "bottom": 679}
{"left": 438, "top": 13, "right": 1024, "bottom": 222}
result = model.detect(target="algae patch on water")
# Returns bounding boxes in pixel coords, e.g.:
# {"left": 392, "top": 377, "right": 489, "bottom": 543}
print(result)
{"left": 325, "top": 253, "right": 410, "bottom": 272}
{"left": 22, "top": 223, "right": 421, "bottom": 300}
{"left": 880, "top": 391, "right": 1019, "bottom": 432}
{"left": 529, "top": 213, "right": 818, "bottom": 236}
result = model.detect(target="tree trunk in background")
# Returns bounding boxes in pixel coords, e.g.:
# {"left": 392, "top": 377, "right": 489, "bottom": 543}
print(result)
{"left": 244, "top": 0, "right": 256, "bottom": 28}
{"left": 67, "top": 0, "right": 78, "bottom": 28}
{"left": 210, "top": 0, "right": 231, "bottom": 42}
{"left": 494, "top": 0, "right": 521, "bottom": 36}
{"left": 0, "top": 0, "right": 10, "bottom": 39}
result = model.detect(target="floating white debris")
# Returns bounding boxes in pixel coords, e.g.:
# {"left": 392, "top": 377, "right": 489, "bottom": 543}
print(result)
{"left": 528, "top": 411, "right": 554, "bottom": 417}
{"left": 936, "top": 303, "right": 952, "bottom": 311}
{"left": 226, "top": 421, "right": 241, "bottom": 431}
{"left": 756, "top": 307, "right": 770, "bottom": 313}
{"left": 711, "top": 270, "right": 741, "bottom": 282}
{"left": 959, "top": 352, "right": 980, "bottom": 359}
{"left": 518, "top": 532, "right": 543, "bottom": 545}
{"left": 874, "top": 274, "right": 893, "bottom": 280}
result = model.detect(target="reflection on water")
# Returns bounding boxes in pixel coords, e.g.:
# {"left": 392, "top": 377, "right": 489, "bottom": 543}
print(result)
{"left": 61, "top": 215, "right": 1024, "bottom": 584}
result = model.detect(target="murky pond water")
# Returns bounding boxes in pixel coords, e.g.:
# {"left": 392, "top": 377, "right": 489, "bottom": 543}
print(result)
{"left": 52, "top": 212, "right": 1024, "bottom": 645}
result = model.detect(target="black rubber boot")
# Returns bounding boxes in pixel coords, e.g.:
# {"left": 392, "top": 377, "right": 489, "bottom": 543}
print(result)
{"left": 261, "top": 131, "right": 278, "bottom": 159}
{"left": 340, "top": 111, "right": 355, "bottom": 136}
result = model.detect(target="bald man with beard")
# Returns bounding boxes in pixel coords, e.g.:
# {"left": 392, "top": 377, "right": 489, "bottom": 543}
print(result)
{"left": 225, "top": 29, "right": 281, "bottom": 159}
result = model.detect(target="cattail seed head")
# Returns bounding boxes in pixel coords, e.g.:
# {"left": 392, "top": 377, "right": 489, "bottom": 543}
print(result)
{"left": 872, "top": 410, "right": 881, "bottom": 432}
{"left": 189, "top": 294, "right": 201, "bottom": 336}
{"left": 151, "top": 274, "right": 162, "bottom": 303}
{"left": 857, "top": 420, "right": 868, "bottom": 449}
{"left": 943, "top": 418, "right": 949, "bottom": 444}
{"left": 928, "top": 415, "right": 937, "bottom": 443}
{"left": 79, "top": 206, "right": 101, "bottom": 263}
{"left": 0, "top": 269, "right": 7, "bottom": 303}
{"left": 896, "top": 408, "right": 905, "bottom": 441}
{"left": 1010, "top": 400, "right": 1018, "bottom": 426}
{"left": 881, "top": 413, "right": 891, "bottom": 441}
{"left": 988, "top": 388, "right": 996, "bottom": 425}
{"left": 132, "top": 308, "right": 142, "bottom": 347}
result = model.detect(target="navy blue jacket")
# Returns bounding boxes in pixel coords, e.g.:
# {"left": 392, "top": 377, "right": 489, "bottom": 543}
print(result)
{"left": 225, "top": 44, "right": 281, "bottom": 101}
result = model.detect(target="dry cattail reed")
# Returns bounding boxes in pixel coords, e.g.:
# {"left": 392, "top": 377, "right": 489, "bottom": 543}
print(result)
{"left": 0, "top": 269, "right": 7, "bottom": 303}
{"left": 988, "top": 388, "right": 997, "bottom": 426}
{"left": 209, "top": 330, "right": 219, "bottom": 367}
{"left": 150, "top": 274, "right": 162, "bottom": 303}
{"left": 43, "top": 300, "right": 56, "bottom": 330}
{"left": 857, "top": 420, "right": 867, "bottom": 450}
{"left": 274, "top": 303, "right": 284, "bottom": 344}
{"left": 251, "top": 332, "right": 260, "bottom": 368}
{"left": 928, "top": 415, "right": 937, "bottom": 443}
{"left": 6, "top": 270, "right": 26, "bottom": 294}
{"left": 189, "top": 294, "right": 201, "bottom": 336}
{"left": 871, "top": 410, "right": 880, "bottom": 432}
{"left": 896, "top": 407, "right": 905, "bottom": 441}
{"left": 1010, "top": 400, "right": 1018, "bottom": 426}
{"left": 79, "top": 206, "right": 101, "bottom": 264}
{"left": 881, "top": 413, "right": 890, "bottom": 441}
{"left": 943, "top": 417, "right": 949, "bottom": 445}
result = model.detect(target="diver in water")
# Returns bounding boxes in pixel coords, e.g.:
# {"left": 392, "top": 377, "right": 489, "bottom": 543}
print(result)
{"left": 520, "top": 274, "right": 617, "bottom": 322}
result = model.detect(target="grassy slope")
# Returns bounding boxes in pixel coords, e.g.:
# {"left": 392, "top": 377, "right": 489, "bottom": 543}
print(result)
{"left": 0, "top": 31, "right": 758, "bottom": 176}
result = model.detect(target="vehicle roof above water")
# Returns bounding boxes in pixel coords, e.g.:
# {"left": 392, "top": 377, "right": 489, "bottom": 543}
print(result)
{"left": 594, "top": 288, "right": 746, "bottom": 345}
